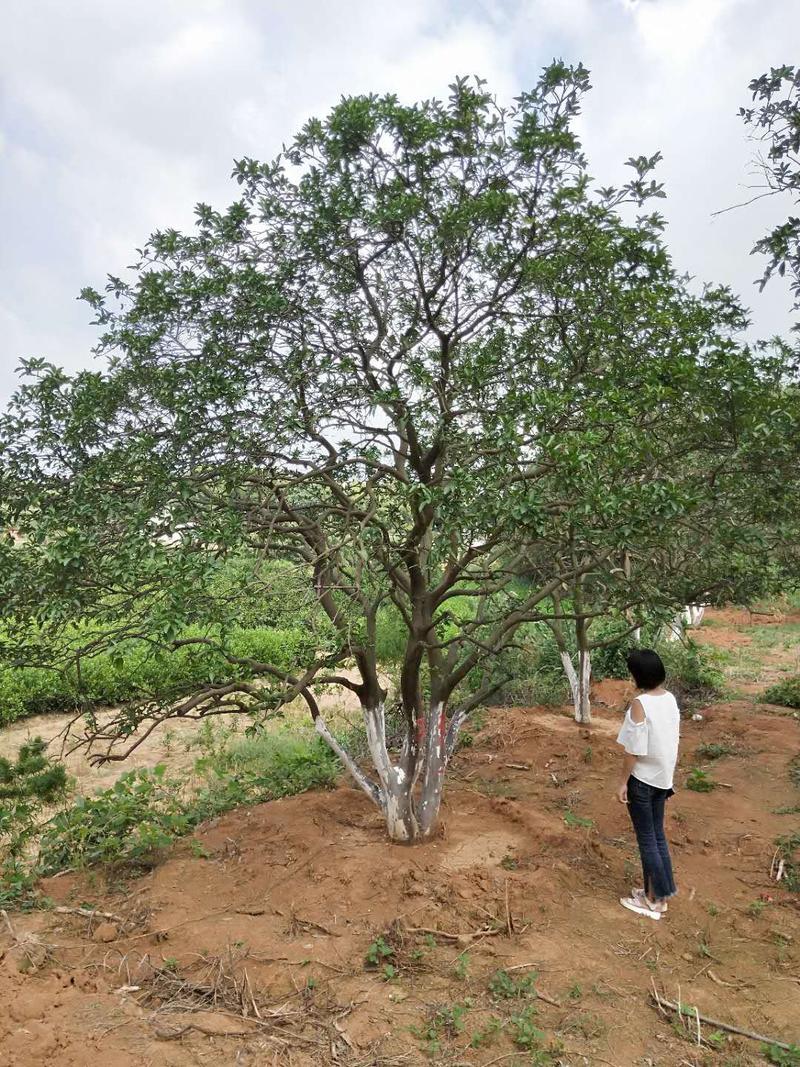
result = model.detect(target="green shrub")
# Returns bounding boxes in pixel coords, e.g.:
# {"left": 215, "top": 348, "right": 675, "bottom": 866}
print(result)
{"left": 37, "top": 764, "right": 193, "bottom": 874}
{"left": 0, "top": 739, "right": 70, "bottom": 907}
{"left": 34, "top": 726, "right": 339, "bottom": 877}
{"left": 763, "top": 675, "right": 800, "bottom": 709}
{"left": 658, "top": 640, "right": 723, "bottom": 707}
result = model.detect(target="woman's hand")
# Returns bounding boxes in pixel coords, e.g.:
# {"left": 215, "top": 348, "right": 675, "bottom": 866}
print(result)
{"left": 616, "top": 780, "right": 628, "bottom": 804}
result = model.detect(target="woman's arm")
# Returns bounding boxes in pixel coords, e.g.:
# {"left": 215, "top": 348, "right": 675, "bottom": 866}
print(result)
{"left": 617, "top": 752, "right": 637, "bottom": 802}
{"left": 616, "top": 698, "right": 646, "bottom": 803}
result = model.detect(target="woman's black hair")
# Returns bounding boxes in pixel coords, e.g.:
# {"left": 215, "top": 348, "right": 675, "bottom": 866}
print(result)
{"left": 626, "top": 648, "right": 666, "bottom": 690}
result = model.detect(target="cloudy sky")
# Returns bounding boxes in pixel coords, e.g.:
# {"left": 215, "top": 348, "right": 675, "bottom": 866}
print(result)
{"left": 1, "top": 0, "right": 796, "bottom": 410}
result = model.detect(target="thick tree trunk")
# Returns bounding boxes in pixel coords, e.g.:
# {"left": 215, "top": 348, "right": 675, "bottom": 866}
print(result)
{"left": 575, "top": 648, "right": 591, "bottom": 724}
{"left": 316, "top": 701, "right": 453, "bottom": 843}
{"left": 416, "top": 702, "right": 447, "bottom": 839}
{"left": 559, "top": 649, "right": 591, "bottom": 723}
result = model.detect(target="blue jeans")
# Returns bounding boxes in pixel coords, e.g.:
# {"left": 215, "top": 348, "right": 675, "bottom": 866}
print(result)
{"left": 627, "top": 774, "right": 677, "bottom": 901}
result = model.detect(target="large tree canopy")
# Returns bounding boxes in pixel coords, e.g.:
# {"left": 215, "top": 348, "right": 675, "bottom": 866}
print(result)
{"left": 2, "top": 66, "right": 798, "bottom": 841}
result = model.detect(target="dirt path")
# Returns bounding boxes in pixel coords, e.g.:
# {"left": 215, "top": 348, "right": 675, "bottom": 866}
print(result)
{"left": 1, "top": 610, "right": 799, "bottom": 1066}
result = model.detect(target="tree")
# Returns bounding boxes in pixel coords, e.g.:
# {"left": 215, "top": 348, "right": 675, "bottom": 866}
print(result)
{"left": 738, "top": 64, "right": 800, "bottom": 347}
{"left": 2, "top": 68, "right": 798, "bottom": 842}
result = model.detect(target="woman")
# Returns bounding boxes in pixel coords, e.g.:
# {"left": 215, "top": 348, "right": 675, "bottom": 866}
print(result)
{"left": 615, "top": 648, "right": 679, "bottom": 919}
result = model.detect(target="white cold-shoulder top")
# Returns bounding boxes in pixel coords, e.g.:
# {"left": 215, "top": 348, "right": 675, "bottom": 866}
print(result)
{"left": 616, "top": 690, "right": 680, "bottom": 790}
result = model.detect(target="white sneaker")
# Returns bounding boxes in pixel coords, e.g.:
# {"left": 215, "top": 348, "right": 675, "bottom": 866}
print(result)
{"left": 620, "top": 895, "right": 662, "bottom": 920}
{"left": 633, "top": 887, "right": 668, "bottom": 913}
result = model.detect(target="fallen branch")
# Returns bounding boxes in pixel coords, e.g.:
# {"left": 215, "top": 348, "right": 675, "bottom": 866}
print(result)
{"left": 405, "top": 924, "right": 501, "bottom": 946}
{"left": 54, "top": 906, "right": 127, "bottom": 924}
{"left": 649, "top": 992, "right": 796, "bottom": 1050}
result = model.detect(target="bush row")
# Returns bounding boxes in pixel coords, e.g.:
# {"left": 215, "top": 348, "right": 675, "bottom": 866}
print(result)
{"left": 0, "top": 625, "right": 316, "bottom": 726}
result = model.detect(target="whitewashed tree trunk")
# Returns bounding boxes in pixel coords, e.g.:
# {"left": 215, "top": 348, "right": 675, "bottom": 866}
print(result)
{"left": 560, "top": 649, "right": 592, "bottom": 723}
{"left": 575, "top": 648, "right": 591, "bottom": 724}
{"left": 687, "top": 604, "right": 705, "bottom": 627}
{"left": 632, "top": 626, "right": 642, "bottom": 642}
{"left": 315, "top": 700, "right": 452, "bottom": 843}
{"left": 416, "top": 702, "right": 447, "bottom": 839}
{"left": 664, "top": 613, "right": 684, "bottom": 643}
{"left": 560, "top": 650, "right": 580, "bottom": 710}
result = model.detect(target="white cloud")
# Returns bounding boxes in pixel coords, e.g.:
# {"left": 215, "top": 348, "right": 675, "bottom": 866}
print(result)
{"left": 0, "top": 0, "right": 796, "bottom": 408}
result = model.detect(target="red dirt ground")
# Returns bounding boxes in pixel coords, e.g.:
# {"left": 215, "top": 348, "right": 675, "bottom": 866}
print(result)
{"left": 1, "top": 612, "right": 799, "bottom": 1066}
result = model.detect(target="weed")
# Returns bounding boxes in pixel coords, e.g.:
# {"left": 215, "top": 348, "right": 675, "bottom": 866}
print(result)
{"left": 747, "top": 898, "right": 769, "bottom": 917}
{"left": 509, "top": 1004, "right": 544, "bottom": 1049}
{"left": 563, "top": 810, "right": 594, "bottom": 829}
{"left": 582, "top": 745, "right": 593, "bottom": 763}
{"left": 453, "top": 952, "right": 470, "bottom": 980}
{"left": 761, "top": 1043, "right": 800, "bottom": 1066}
{"left": 564, "top": 1011, "right": 606, "bottom": 1039}
{"left": 469, "top": 1015, "right": 502, "bottom": 1048}
{"left": 500, "top": 854, "right": 519, "bottom": 870}
{"left": 686, "top": 767, "right": 716, "bottom": 792}
{"left": 568, "top": 982, "right": 582, "bottom": 1000}
{"left": 696, "top": 742, "right": 736, "bottom": 760}
{"left": 707, "top": 902, "right": 719, "bottom": 917}
{"left": 412, "top": 1001, "right": 472, "bottom": 1056}
{"left": 488, "top": 968, "right": 538, "bottom": 1000}
{"left": 365, "top": 936, "right": 395, "bottom": 969}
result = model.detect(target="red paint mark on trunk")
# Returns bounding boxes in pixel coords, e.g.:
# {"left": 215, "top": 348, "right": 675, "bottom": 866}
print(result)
{"left": 416, "top": 716, "right": 426, "bottom": 745}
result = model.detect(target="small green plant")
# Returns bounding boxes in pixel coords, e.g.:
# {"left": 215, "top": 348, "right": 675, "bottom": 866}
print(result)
{"left": 412, "top": 1001, "right": 472, "bottom": 1056}
{"left": 563, "top": 810, "right": 594, "bottom": 829}
{"left": 453, "top": 952, "right": 470, "bottom": 980}
{"left": 509, "top": 1004, "right": 544, "bottom": 1048}
{"left": 365, "top": 935, "right": 395, "bottom": 969}
{"left": 568, "top": 982, "right": 583, "bottom": 1000}
{"left": 686, "top": 767, "right": 716, "bottom": 792}
{"left": 488, "top": 968, "right": 538, "bottom": 1000}
{"left": 582, "top": 745, "right": 593, "bottom": 763}
{"left": 747, "top": 898, "right": 769, "bottom": 917}
{"left": 706, "top": 1029, "right": 726, "bottom": 1049}
{"left": 761, "top": 1042, "right": 800, "bottom": 1066}
{"left": 707, "top": 902, "right": 719, "bottom": 916}
{"left": 469, "top": 1015, "right": 502, "bottom": 1048}
{"left": 500, "top": 854, "right": 519, "bottom": 870}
